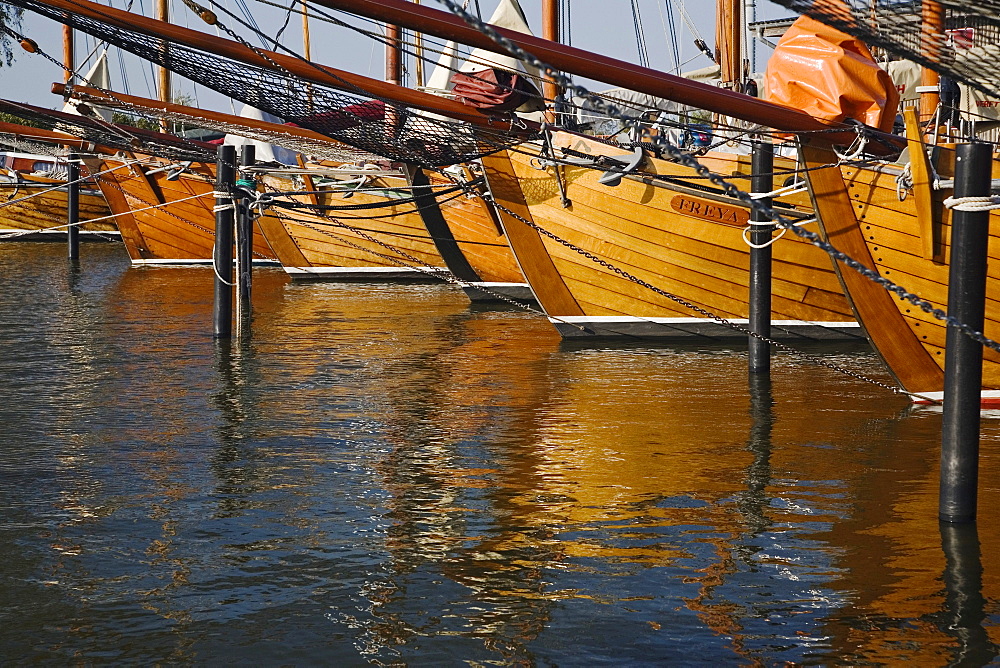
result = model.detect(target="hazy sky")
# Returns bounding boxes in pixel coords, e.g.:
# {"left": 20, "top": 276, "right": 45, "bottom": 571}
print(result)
{"left": 0, "top": 0, "right": 794, "bottom": 110}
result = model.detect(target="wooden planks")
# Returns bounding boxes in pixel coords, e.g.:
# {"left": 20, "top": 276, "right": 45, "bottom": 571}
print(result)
{"left": 802, "top": 142, "right": 944, "bottom": 393}
{"left": 0, "top": 179, "right": 111, "bottom": 235}
{"left": 92, "top": 156, "right": 276, "bottom": 262}
{"left": 259, "top": 172, "right": 445, "bottom": 270}
{"left": 487, "top": 130, "right": 853, "bottom": 329}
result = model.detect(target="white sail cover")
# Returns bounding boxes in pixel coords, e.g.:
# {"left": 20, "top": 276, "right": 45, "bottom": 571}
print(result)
{"left": 224, "top": 105, "right": 299, "bottom": 165}
{"left": 425, "top": 40, "right": 459, "bottom": 92}
{"left": 62, "top": 50, "right": 113, "bottom": 122}
{"left": 882, "top": 59, "right": 921, "bottom": 109}
{"left": 459, "top": 0, "right": 540, "bottom": 83}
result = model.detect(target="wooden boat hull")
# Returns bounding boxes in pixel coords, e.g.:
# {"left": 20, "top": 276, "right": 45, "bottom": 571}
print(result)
{"left": 482, "top": 131, "right": 861, "bottom": 341}
{"left": 0, "top": 178, "right": 114, "bottom": 240}
{"left": 256, "top": 170, "right": 448, "bottom": 280}
{"left": 258, "top": 166, "right": 530, "bottom": 299}
{"left": 408, "top": 166, "right": 533, "bottom": 303}
{"left": 84, "top": 156, "right": 278, "bottom": 265}
{"left": 801, "top": 142, "right": 1000, "bottom": 402}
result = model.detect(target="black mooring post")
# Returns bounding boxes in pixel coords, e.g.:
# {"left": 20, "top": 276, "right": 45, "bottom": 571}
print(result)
{"left": 749, "top": 141, "right": 774, "bottom": 374}
{"left": 235, "top": 145, "right": 255, "bottom": 337}
{"left": 66, "top": 153, "right": 80, "bottom": 261}
{"left": 940, "top": 141, "right": 992, "bottom": 523}
{"left": 213, "top": 144, "right": 236, "bottom": 339}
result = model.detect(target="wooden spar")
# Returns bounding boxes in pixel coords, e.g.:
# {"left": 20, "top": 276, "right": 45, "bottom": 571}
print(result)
{"left": 541, "top": 0, "right": 559, "bottom": 121}
{"left": 62, "top": 25, "right": 73, "bottom": 83}
{"left": 53, "top": 82, "right": 350, "bottom": 147}
{"left": 0, "top": 97, "right": 218, "bottom": 152}
{"left": 920, "top": 0, "right": 943, "bottom": 124}
{"left": 307, "top": 0, "right": 847, "bottom": 136}
{"left": 715, "top": 0, "right": 742, "bottom": 86}
{"left": 0, "top": 119, "right": 119, "bottom": 154}
{"left": 35, "top": 0, "right": 531, "bottom": 134}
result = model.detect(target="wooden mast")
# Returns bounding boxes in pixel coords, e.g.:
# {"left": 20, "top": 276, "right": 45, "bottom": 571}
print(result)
{"left": 386, "top": 23, "right": 402, "bottom": 85}
{"left": 715, "top": 0, "right": 742, "bottom": 88}
{"left": 156, "top": 0, "right": 171, "bottom": 102}
{"left": 919, "top": 0, "right": 943, "bottom": 125}
{"left": 156, "top": 0, "right": 171, "bottom": 132}
{"left": 301, "top": 0, "right": 311, "bottom": 61}
{"left": 62, "top": 26, "right": 73, "bottom": 83}
{"left": 302, "top": 0, "right": 313, "bottom": 111}
{"left": 541, "top": 0, "right": 558, "bottom": 122}
{"left": 413, "top": 0, "right": 423, "bottom": 88}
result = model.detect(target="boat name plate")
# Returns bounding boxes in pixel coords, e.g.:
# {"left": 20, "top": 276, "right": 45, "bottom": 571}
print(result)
{"left": 670, "top": 195, "right": 749, "bottom": 227}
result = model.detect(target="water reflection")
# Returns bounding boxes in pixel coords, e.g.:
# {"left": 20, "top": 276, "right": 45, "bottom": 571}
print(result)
{"left": 0, "top": 243, "right": 999, "bottom": 664}
{"left": 939, "top": 522, "right": 997, "bottom": 666}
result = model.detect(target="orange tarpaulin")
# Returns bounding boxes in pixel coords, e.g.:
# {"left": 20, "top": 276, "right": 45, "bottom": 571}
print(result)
{"left": 764, "top": 15, "right": 899, "bottom": 132}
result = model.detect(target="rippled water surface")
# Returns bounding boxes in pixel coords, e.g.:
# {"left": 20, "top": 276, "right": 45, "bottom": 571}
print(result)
{"left": 1, "top": 242, "right": 999, "bottom": 665}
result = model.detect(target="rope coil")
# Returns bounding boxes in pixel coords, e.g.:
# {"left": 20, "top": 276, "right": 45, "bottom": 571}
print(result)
{"left": 943, "top": 195, "right": 1000, "bottom": 211}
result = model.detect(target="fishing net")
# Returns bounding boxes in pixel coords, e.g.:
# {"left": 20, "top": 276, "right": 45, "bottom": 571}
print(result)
{"left": 4, "top": 0, "right": 528, "bottom": 166}
{"left": 769, "top": 1, "right": 1000, "bottom": 99}
{"left": 62, "top": 87, "right": 382, "bottom": 164}
{"left": 0, "top": 99, "right": 217, "bottom": 161}
{"left": 0, "top": 134, "right": 63, "bottom": 157}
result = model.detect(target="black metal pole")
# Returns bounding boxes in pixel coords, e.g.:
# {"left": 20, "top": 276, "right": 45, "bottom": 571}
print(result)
{"left": 66, "top": 152, "right": 80, "bottom": 260}
{"left": 235, "top": 145, "right": 254, "bottom": 338}
{"left": 748, "top": 141, "right": 774, "bottom": 374}
{"left": 940, "top": 141, "right": 992, "bottom": 523}
{"left": 213, "top": 144, "right": 236, "bottom": 339}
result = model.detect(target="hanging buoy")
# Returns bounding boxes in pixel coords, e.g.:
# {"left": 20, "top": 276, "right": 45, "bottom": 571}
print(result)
{"left": 19, "top": 38, "right": 39, "bottom": 53}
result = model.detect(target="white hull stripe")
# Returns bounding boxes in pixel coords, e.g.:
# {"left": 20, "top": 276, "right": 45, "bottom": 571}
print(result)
{"left": 283, "top": 265, "right": 443, "bottom": 275}
{"left": 910, "top": 390, "right": 1000, "bottom": 406}
{"left": 552, "top": 316, "right": 861, "bottom": 328}
{"left": 132, "top": 258, "right": 281, "bottom": 266}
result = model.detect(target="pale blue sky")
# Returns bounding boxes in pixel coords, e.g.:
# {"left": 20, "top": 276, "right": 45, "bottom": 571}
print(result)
{"left": 0, "top": 0, "right": 794, "bottom": 110}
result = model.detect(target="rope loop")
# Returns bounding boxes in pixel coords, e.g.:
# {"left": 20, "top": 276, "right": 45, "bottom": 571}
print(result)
{"left": 943, "top": 195, "right": 1000, "bottom": 211}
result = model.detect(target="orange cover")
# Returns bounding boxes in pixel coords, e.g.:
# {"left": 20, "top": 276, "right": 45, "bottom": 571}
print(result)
{"left": 764, "top": 15, "right": 899, "bottom": 133}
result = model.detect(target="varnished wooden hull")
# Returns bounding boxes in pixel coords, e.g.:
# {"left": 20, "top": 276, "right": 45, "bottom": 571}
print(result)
{"left": 409, "top": 166, "right": 533, "bottom": 302}
{"left": 483, "top": 130, "right": 860, "bottom": 340}
{"left": 256, "top": 171, "right": 448, "bottom": 280}
{"left": 84, "top": 156, "right": 278, "bottom": 264}
{"left": 0, "top": 178, "right": 114, "bottom": 239}
{"left": 802, "top": 142, "right": 1000, "bottom": 401}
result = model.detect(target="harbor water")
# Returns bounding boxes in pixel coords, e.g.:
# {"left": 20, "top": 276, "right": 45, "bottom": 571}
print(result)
{"left": 1, "top": 242, "right": 998, "bottom": 665}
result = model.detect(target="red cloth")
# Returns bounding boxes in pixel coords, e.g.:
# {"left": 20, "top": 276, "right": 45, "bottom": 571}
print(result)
{"left": 451, "top": 68, "right": 540, "bottom": 113}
